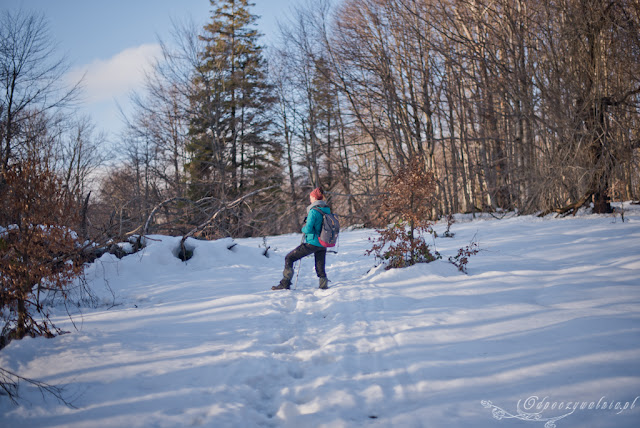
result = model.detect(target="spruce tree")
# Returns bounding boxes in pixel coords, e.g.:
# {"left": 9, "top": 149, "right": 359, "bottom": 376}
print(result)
{"left": 187, "top": 0, "right": 279, "bottom": 200}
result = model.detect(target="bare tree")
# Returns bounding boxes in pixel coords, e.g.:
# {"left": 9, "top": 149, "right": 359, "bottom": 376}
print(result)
{"left": 56, "top": 116, "right": 107, "bottom": 199}
{"left": 0, "top": 9, "right": 80, "bottom": 179}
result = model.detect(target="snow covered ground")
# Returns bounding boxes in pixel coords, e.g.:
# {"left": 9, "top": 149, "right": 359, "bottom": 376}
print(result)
{"left": 1, "top": 204, "right": 640, "bottom": 428}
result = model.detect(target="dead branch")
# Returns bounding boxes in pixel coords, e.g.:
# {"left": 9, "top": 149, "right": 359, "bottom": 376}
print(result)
{"left": 538, "top": 193, "right": 592, "bottom": 217}
{"left": 142, "top": 197, "right": 200, "bottom": 236}
{"left": 125, "top": 225, "right": 142, "bottom": 237}
{"left": 0, "top": 367, "right": 76, "bottom": 408}
{"left": 179, "top": 185, "right": 279, "bottom": 248}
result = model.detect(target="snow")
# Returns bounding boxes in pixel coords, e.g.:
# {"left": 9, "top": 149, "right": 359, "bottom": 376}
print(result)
{"left": 2, "top": 205, "right": 640, "bottom": 427}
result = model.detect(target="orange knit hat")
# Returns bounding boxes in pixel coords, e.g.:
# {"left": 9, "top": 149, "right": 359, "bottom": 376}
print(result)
{"left": 310, "top": 187, "right": 324, "bottom": 200}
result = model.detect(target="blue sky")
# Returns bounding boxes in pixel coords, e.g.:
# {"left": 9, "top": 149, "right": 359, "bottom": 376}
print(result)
{"left": 3, "top": 0, "right": 299, "bottom": 140}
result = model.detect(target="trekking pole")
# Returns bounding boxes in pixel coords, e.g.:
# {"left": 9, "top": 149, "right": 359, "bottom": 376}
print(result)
{"left": 293, "top": 258, "right": 302, "bottom": 290}
{"left": 293, "top": 234, "right": 305, "bottom": 290}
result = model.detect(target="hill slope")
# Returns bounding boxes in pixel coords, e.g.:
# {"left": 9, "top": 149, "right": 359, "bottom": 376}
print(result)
{"left": 2, "top": 206, "right": 640, "bottom": 427}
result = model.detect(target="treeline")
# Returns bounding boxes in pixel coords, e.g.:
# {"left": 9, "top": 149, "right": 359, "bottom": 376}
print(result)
{"left": 112, "top": 0, "right": 639, "bottom": 239}
{"left": 2, "top": 0, "right": 639, "bottom": 245}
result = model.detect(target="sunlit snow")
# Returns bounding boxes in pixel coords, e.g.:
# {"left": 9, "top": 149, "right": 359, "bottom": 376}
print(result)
{"left": 1, "top": 205, "right": 639, "bottom": 427}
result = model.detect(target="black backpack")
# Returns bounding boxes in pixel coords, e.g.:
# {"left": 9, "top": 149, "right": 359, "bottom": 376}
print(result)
{"left": 312, "top": 208, "right": 340, "bottom": 247}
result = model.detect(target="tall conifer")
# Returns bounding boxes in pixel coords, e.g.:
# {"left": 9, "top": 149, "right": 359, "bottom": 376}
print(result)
{"left": 187, "top": 0, "right": 279, "bottom": 199}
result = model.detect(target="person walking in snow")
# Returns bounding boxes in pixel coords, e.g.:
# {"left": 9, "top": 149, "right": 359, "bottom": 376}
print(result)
{"left": 272, "top": 187, "right": 331, "bottom": 290}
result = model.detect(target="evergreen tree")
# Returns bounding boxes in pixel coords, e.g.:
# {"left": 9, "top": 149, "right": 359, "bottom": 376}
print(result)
{"left": 187, "top": 0, "right": 279, "bottom": 200}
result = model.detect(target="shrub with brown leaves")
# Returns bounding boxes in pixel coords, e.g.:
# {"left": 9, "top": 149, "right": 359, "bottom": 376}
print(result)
{"left": 367, "top": 157, "right": 441, "bottom": 269}
{"left": 1, "top": 159, "right": 84, "bottom": 348}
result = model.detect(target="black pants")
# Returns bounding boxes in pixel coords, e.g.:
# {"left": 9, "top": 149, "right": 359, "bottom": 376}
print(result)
{"left": 285, "top": 244, "right": 327, "bottom": 278}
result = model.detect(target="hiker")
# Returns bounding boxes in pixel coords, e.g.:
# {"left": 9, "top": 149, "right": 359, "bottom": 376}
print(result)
{"left": 272, "top": 187, "right": 331, "bottom": 290}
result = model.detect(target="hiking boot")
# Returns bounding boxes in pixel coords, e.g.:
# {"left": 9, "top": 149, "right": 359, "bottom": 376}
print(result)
{"left": 271, "top": 281, "right": 290, "bottom": 290}
{"left": 319, "top": 277, "right": 329, "bottom": 290}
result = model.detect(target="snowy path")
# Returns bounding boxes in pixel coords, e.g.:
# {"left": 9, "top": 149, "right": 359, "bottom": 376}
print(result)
{"left": 1, "top": 209, "right": 640, "bottom": 427}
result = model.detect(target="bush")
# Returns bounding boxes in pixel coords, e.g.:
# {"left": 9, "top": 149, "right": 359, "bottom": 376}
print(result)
{"left": 366, "top": 222, "right": 441, "bottom": 269}
{"left": 366, "top": 157, "right": 441, "bottom": 269}
{"left": 448, "top": 239, "right": 480, "bottom": 274}
{"left": 366, "top": 157, "right": 480, "bottom": 272}
{"left": 0, "top": 158, "right": 84, "bottom": 348}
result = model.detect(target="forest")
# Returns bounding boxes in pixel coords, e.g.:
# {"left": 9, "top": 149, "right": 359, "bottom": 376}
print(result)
{"left": 1, "top": 0, "right": 639, "bottom": 343}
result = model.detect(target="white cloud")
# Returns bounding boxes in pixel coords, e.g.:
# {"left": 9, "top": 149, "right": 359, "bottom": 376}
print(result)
{"left": 68, "top": 44, "right": 162, "bottom": 104}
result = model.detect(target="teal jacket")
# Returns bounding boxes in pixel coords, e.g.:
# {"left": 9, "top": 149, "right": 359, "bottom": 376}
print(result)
{"left": 302, "top": 200, "right": 331, "bottom": 247}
